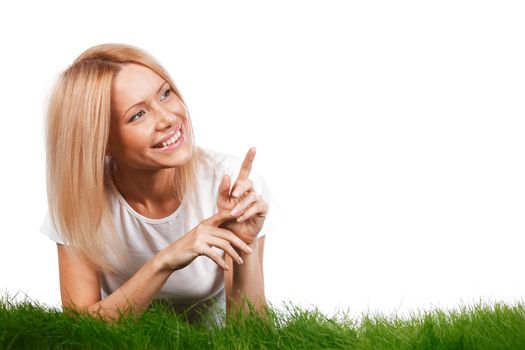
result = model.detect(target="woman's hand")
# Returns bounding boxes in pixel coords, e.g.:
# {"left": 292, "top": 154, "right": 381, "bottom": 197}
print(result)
{"left": 216, "top": 147, "right": 268, "bottom": 245}
{"left": 157, "top": 210, "right": 253, "bottom": 272}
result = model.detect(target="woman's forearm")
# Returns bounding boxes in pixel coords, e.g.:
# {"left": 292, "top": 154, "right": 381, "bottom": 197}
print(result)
{"left": 229, "top": 239, "right": 267, "bottom": 318}
{"left": 83, "top": 255, "right": 171, "bottom": 323}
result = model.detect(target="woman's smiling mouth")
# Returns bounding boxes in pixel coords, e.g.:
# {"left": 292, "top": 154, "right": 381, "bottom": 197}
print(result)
{"left": 152, "top": 126, "right": 184, "bottom": 152}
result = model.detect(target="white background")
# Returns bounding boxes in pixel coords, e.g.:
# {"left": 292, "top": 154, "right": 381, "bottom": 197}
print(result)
{"left": 0, "top": 1, "right": 524, "bottom": 321}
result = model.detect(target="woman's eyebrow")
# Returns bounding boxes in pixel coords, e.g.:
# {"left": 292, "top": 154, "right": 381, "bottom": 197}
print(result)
{"left": 121, "top": 81, "right": 167, "bottom": 120}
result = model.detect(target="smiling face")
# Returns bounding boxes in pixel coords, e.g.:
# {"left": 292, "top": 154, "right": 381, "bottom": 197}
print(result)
{"left": 108, "top": 63, "right": 192, "bottom": 171}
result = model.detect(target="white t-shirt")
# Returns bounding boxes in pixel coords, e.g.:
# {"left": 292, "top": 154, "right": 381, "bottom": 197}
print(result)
{"left": 39, "top": 147, "right": 287, "bottom": 326}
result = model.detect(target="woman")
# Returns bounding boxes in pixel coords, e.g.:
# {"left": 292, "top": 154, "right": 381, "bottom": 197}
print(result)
{"left": 39, "top": 43, "right": 286, "bottom": 327}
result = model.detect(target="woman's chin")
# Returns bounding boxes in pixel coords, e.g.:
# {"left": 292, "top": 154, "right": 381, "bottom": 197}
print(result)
{"left": 151, "top": 146, "right": 191, "bottom": 166}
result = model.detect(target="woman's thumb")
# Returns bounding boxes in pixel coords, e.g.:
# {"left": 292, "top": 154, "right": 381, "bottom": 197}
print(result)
{"left": 206, "top": 208, "right": 232, "bottom": 227}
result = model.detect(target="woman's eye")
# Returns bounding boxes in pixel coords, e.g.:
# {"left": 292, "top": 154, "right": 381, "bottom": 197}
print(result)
{"left": 161, "top": 88, "right": 171, "bottom": 100}
{"left": 130, "top": 110, "right": 145, "bottom": 122}
{"left": 128, "top": 89, "right": 170, "bottom": 122}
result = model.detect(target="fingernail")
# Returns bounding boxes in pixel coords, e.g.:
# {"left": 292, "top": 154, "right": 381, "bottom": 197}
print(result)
{"left": 231, "top": 208, "right": 239, "bottom": 216}
{"left": 237, "top": 257, "right": 244, "bottom": 264}
{"left": 245, "top": 246, "right": 253, "bottom": 253}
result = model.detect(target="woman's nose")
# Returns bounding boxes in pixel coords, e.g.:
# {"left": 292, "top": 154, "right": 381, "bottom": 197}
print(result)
{"left": 156, "top": 107, "right": 177, "bottom": 127}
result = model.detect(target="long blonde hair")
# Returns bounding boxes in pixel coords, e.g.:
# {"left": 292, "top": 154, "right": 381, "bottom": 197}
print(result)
{"left": 44, "top": 43, "right": 203, "bottom": 274}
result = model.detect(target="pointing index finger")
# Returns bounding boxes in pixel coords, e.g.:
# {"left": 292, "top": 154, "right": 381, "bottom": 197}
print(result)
{"left": 237, "top": 147, "right": 256, "bottom": 181}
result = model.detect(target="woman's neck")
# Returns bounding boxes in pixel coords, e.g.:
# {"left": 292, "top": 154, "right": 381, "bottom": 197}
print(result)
{"left": 111, "top": 164, "right": 179, "bottom": 212}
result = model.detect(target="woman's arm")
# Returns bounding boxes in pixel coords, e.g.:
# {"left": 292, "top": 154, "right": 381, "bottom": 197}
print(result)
{"left": 217, "top": 148, "right": 271, "bottom": 320}
{"left": 226, "top": 235, "right": 267, "bottom": 319}
{"left": 87, "top": 256, "right": 170, "bottom": 322}
{"left": 62, "top": 210, "right": 245, "bottom": 324}
{"left": 59, "top": 243, "right": 170, "bottom": 323}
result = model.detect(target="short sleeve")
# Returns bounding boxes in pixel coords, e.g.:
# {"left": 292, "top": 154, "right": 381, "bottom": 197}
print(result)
{"left": 39, "top": 211, "right": 67, "bottom": 245}
{"left": 229, "top": 161, "right": 287, "bottom": 239}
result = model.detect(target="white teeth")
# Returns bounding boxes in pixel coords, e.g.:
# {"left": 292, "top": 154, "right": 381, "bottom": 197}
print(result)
{"left": 156, "top": 129, "right": 182, "bottom": 148}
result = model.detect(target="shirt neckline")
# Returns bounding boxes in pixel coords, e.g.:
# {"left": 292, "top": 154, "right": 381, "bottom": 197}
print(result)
{"left": 108, "top": 176, "right": 186, "bottom": 224}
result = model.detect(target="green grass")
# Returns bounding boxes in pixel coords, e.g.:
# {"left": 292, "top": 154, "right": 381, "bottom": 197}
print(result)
{"left": 2, "top": 291, "right": 525, "bottom": 349}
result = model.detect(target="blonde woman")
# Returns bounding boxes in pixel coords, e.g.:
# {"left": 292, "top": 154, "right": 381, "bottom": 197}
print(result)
{"left": 39, "top": 43, "right": 286, "bottom": 327}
